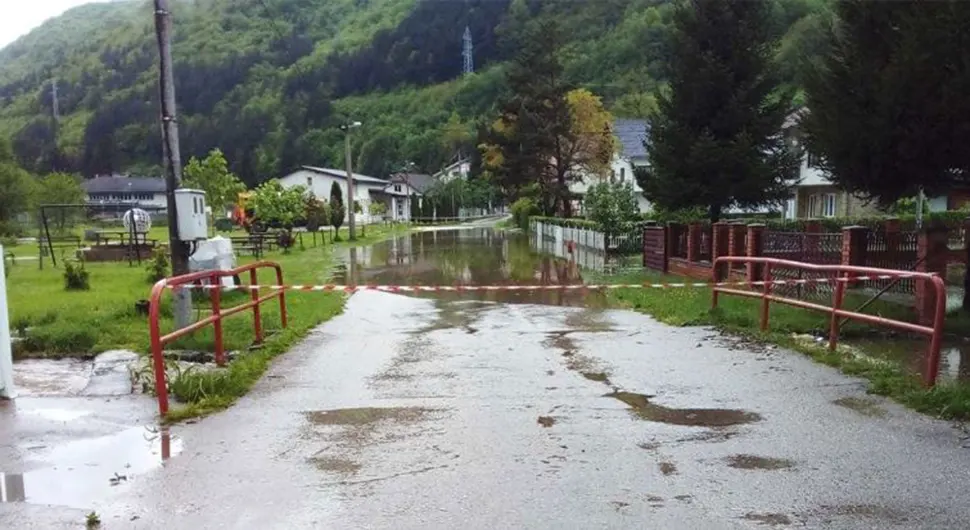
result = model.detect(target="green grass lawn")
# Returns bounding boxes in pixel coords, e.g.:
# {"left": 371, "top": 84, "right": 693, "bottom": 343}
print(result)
{"left": 589, "top": 268, "right": 970, "bottom": 420}
{"left": 7, "top": 222, "right": 410, "bottom": 421}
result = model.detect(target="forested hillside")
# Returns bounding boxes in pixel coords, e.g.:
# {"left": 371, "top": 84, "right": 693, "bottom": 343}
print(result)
{"left": 0, "top": 0, "right": 828, "bottom": 185}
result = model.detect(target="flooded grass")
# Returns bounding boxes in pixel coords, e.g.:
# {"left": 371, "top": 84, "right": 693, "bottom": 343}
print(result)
{"left": 605, "top": 391, "right": 763, "bottom": 427}
{"left": 537, "top": 416, "right": 556, "bottom": 427}
{"left": 725, "top": 454, "right": 796, "bottom": 470}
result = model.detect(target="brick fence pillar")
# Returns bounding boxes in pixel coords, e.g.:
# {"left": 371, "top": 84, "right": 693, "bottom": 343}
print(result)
{"left": 841, "top": 226, "right": 869, "bottom": 267}
{"left": 667, "top": 222, "right": 683, "bottom": 258}
{"left": 804, "top": 219, "right": 821, "bottom": 257}
{"left": 728, "top": 223, "right": 746, "bottom": 274}
{"left": 642, "top": 226, "right": 668, "bottom": 273}
{"left": 746, "top": 224, "right": 766, "bottom": 282}
{"left": 884, "top": 217, "right": 901, "bottom": 257}
{"left": 687, "top": 222, "right": 702, "bottom": 263}
{"left": 711, "top": 222, "right": 730, "bottom": 281}
{"left": 916, "top": 226, "right": 950, "bottom": 325}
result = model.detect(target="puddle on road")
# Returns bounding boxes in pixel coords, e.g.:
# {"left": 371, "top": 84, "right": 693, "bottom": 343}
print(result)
{"left": 725, "top": 454, "right": 796, "bottom": 470}
{"left": 310, "top": 456, "right": 362, "bottom": 475}
{"left": 606, "top": 391, "right": 763, "bottom": 427}
{"left": 0, "top": 426, "right": 180, "bottom": 508}
{"left": 742, "top": 512, "right": 793, "bottom": 526}
{"left": 306, "top": 407, "right": 435, "bottom": 427}
{"left": 832, "top": 396, "right": 887, "bottom": 418}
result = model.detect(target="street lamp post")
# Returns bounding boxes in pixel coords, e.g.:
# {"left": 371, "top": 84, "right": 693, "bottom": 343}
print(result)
{"left": 341, "top": 121, "right": 362, "bottom": 241}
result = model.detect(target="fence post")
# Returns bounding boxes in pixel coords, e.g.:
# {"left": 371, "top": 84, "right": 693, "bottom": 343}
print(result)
{"left": 0, "top": 245, "right": 14, "bottom": 399}
{"left": 964, "top": 217, "right": 970, "bottom": 311}
{"left": 746, "top": 224, "right": 766, "bottom": 282}
{"left": 804, "top": 219, "right": 821, "bottom": 259}
{"left": 841, "top": 225, "right": 869, "bottom": 265}
{"left": 712, "top": 222, "right": 730, "bottom": 281}
{"left": 728, "top": 223, "right": 746, "bottom": 273}
{"left": 642, "top": 225, "right": 668, "bottom": 273}
{"left": 884, "top": 217, "right": 901, "bottom": 258}
{"left": 916, "top": 226, "right": 950, "bottom": 325}
{"left": 667, "top": 222, "right": 683, "bottom": 259}
{"left": 687, "top": 222, "right": 701, "bottom": 263}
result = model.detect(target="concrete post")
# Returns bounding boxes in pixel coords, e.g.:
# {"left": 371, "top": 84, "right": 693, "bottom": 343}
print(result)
{"left": 0, "top": 246, "right": 14, "bottom": 399}
{"left": 746, "top": 224, "right": 766, "bottom": 282}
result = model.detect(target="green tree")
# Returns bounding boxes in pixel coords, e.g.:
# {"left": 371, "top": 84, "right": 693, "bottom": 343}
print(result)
{"left": 250, "top": 179, "right": 306, "bottom": 229}
{"left": 636, "top": 0, "right": 799, "bottom": 222}
{"left": 801, "top": 0, "right": 970, "bottom": 206}
{"left": 304, "top": 194, "right": 330, "bottom": 232}
{"left": 183, "top": 148, "right": 247, "bottom": 216}
{"left": 0, "top": 138, "right": 35, "bottom": 236}
{"left": 36, "top": 172, "right": 85, "bottom": 231}
{"left": 329, "top": 181, "right": 346, "bottom": 239}
{"left": 584, "top": 181, "right": 640, "bottom": 237}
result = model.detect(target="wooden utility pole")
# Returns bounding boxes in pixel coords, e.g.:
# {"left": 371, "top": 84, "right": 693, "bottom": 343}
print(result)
{"left": 154, "top": 0, "right": 191, "bottom": 328}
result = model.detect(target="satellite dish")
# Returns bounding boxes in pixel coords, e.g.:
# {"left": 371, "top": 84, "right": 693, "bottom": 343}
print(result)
{"left": 123, "top": 208, "right": 152, "bottom": 234}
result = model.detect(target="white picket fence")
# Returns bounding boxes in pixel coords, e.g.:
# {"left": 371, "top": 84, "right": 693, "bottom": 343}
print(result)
{"left": 531, "top": 220, "right": 608, "bottom": 271}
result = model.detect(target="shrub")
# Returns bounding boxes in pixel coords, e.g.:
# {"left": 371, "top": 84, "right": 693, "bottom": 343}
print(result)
{"left": 585, "top": 181, "right": 640, "bottom": 236}
{"left": 63, "top": 259, "right": 90, "bottom": 291}
{"left": 146, "top": 249, "right": 170, "bottom": 283}
{"left": 21, "top": 326, "right": 97, "bottom": 355}
{"left": 510, "top": 198, "right": 540, "bottom": 230}
{"left": 213, "top": 218, "right": 234, "bottom": 232}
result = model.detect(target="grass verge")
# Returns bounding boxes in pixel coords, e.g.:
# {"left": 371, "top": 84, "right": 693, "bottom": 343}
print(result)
{"left": 591, "top": 268, "right": 970, "bottom": 421}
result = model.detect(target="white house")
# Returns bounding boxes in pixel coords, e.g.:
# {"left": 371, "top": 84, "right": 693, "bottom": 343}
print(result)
{"left": 570, "top": 118, "right": 652, "bottom": 213}
{"left": 82, "top": 175, "right": 167, "bottom": 209}
{"left": 434, "top": 158, "right": 471, "bottom": 182}
{"left": 279, "top": 166, "right": 414, "bottom": 224}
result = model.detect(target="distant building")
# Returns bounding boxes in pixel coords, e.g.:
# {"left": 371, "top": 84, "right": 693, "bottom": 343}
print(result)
{"left": 82, "top": 175, "right": 167, "bottom": 209}
{"left": 434, "top": 158, "right": 471, "bottom": 183}
{"left": 570, "top": 118, "right": 652, "bottom": 214}
{"left": 279, "top": 166, "right": 414, "bottom": 224}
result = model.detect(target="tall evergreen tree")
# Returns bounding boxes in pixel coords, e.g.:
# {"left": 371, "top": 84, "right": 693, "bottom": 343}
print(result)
{"left": 481, "top": 19, "right": 574, "bottom": 215}
{"left": 329, "top": 181, "right": 346, "bottom": 238}
{"left": 801, "top": 0, "right": 970, "bottom": 205}
{"left": 636, "top": 0, "right": 799, "bottom": 221}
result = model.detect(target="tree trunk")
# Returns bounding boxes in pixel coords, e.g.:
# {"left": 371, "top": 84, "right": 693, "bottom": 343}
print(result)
{"left": 708, "top": 203, "right": 721, "bottom": 223}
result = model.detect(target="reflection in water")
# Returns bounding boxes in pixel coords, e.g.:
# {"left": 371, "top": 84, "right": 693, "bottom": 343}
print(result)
{"left": 332, "top": 228, "right": 605, "bottom": 307}
{"left": 0, "top": 426, "right": 179, "bottom": 507}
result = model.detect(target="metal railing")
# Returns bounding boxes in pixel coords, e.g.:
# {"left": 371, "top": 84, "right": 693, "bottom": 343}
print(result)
{"left": 148, "top": 261, "right": 288, "bottom": 416}
{"left": 712, "top": 257, "right": 946, "bottom": 387}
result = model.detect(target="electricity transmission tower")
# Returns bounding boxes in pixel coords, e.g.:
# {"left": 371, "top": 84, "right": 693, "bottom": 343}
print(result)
{"left": 462, "top": 26, "right": 474, "bottom": 76}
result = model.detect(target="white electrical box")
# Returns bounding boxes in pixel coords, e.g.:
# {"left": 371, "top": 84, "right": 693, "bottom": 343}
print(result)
{"left": 174, "top": 188, "right": 209, "bottom": 241}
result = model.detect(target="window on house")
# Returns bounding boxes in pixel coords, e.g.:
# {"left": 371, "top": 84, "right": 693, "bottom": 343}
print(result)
{"left": 620, "top": 167, "right": 626, "bottom": 182}
{"left": 306, "top": 176, "right": 312, "bottom": 187}
{"left": 394, "top": 184, "right": 402, "bottom": 192}
{"left": 806, "top": 151, "right": 819, "bottom": 168}
{"left": 822, "top": 193, "right": 837, "bottom": 217}
{"left": 808, "top": 194, "right": 818, "bottom": 218}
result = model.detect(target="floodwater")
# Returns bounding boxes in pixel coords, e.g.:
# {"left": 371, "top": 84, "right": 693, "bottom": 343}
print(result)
{"left": 844, "top": 335, "right": 970, "bottom": 383}
{"left": 331, "top": 228, "right": 608, "bottom": 307}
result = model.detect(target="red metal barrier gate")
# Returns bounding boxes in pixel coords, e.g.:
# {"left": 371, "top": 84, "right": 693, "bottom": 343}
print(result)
{"left": 712, "top": 257, "right": 946, "bottom": 387}
{"left": 149, "top": 261, "right": 287, "bottom": 416}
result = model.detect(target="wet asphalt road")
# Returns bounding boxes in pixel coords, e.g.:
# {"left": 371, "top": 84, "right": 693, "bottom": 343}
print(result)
{"left": 4, "top": 228, "right": 970, "bottom": 529}
{"left": 27, "top": 291, "right": 966, "bottom": 529}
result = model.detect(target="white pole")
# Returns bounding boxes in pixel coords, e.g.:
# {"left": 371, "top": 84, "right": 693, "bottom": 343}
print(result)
{"left": 0, "top": 246, "right": 15, "bottom": 399}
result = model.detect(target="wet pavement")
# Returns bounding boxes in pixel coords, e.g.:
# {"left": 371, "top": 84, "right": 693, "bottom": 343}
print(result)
{"left": 3, "top": 228, "right": 970, "bottom": 528}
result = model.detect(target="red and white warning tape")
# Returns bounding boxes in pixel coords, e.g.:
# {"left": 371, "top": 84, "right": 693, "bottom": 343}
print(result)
{"left": 165, "top": 274, "right": 918, "bottom": 292}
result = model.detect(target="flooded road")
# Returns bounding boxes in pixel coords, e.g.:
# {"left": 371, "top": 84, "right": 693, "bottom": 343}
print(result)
{"left": 5, "top": 227, "right": 970, "bottom": 529}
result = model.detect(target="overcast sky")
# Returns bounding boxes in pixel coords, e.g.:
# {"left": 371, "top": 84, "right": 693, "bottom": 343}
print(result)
{"left": 0, "top": 0, "right": 95, "bottom": 49}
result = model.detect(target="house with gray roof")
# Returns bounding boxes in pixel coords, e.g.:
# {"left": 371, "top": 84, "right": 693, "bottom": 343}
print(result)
{"left": 82, "top": 175, "right": 168, "bottom": 209}
{"left": 279, "top": 166, "right": 416, "bottom": 224}
{"left": 569, "top": 118, "right": 652, "bottom": 214}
